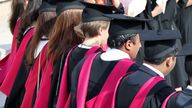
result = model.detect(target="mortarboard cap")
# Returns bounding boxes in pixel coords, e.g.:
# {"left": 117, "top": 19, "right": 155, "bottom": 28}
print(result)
{"left": 177, "top": 44, "right": 192, "bottom": 56}
{"left": 140, "top": 30, "right": 181, "bottom": 41}
{"left": 105, "top": 14, "right": 151, "bottom": 40}
{"left": 38, "top": 1, "right": 56, "bottom": 14}
{"left": 56, "top": 1, "right": 85, "bottom": 15}
{"left": 81, "top": 2, "right": 120, "bottom": 22}
{"left": 144, "top": 30, "right": 181, "bottom": 59}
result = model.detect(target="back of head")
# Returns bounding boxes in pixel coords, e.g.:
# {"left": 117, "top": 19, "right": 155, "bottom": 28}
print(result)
{"left": 48, "top": 1, "right": 85, "bottom": 64}
{"left": 143, "top": 30, "right": 181, "bottom": 65}
{"left": 74, "top": 2, "right": 115, "bottom": 38}
{"left": 17, "top": 0, "right": 43, "bottom": 48}
{"left": 26, "top": 2, "right": 57, "bottom": 67}
{"left": 9, "top": 0, "right": 25, "bottom": 34}
{"left": 106, "top": 14, "right": 149, "bottom": 49}
{"left": 144, "top": 40, "right": 178, "bottom": 65}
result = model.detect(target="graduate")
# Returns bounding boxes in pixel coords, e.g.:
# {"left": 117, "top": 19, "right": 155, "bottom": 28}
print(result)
{"left": 3, "top": 2, "right": 56, "bottom": 108}
{"left": 9, "top": 0, "right": 27, "bottom": 34}
{"left": 33, "top": 1, "right": 85, "bottom": 108}
{"left": 56, "top": 2, "right": 119, "bottom": 108}
{"left": 0, "top": 0, "right": 41, "bottom": 106}
{"left": 164, "top": 0, "right": 192, "bottom": 88}
{"left": 69, "top": 14, "right": 152, "bottom": 108}
{"left": 165, "top": 44, "right": 192, "bottom": 108}
{"left": 0, "top": 0, "right": 28, "bottom": 84}
{"left": 19, "top": 2, "right": 56, "bottom": 108}
{"left": 114, "top": 30, "right": 181, "bottom": 108}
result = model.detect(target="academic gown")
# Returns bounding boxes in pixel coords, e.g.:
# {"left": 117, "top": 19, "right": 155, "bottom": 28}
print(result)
{"left": 48, "top": 46, "right": 101, "bottom": 108}
{"left": 0, "top": 27, "right": 35, "bottom": 108}
{"left": 4, "top": 56, "right": 28, "bottom": 108}
{"left": 166, "top": 87, "right": 192, "bottom": 108}
{"left": 5, "top": 39, "right": 48, "bottom": 108}
{"left": 134, "top": 0, "right": 187, "bottom": 88}
{"left": 164, "top": 0, "right": 189, "bottom": 88}
{"left": 116, "top": 65, "right": 175, "bottom": 108}
{"left": 176, "top": 5, "right": 192, "bottom": 44}
{"left": 70, "top": 52, "right": 138, "bottom": 108}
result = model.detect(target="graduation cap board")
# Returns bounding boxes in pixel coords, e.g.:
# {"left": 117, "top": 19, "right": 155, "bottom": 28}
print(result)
{"left": 39, "top": 1, "right": 56, "bottom": 14}
{"left": 177, "top": 44, "right": 192, "bottom": 56}
{"left": 144, "top": 30, "right": 182, "bottom": 59}
{"left": 105, "top": 14, "right": 152, "bottom": 40}
{"left": 56, "top": 1, "right": 85, "bottom": 15}
{"left": 81, "top": 2, "right": 121, "bottom": 22}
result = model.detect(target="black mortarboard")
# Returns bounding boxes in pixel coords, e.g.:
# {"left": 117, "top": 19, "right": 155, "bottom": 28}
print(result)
{"left": 177, "top": 44, "right": 192, "bottom": 56}
{"left": 140, "top": 30, "right": 181, "bottom": 41}
{"left": 105, "top": 14, "right": 151, "bottom": 40}
{"left": 82, "top": 2, "right": 119, "bottom": 22}
{"left": 144, "top": 30, "right": 181, "bottom": 59}
{"left": 56, "top": 1, "right": 85, "bottom": 15}
{"left": 39, "top": 2, "right": 56, "bottom": 14}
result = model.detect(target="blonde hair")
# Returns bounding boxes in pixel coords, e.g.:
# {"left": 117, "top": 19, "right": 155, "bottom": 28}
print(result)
{"left": 74, "top": 20, "right": 110, "bottom": 38}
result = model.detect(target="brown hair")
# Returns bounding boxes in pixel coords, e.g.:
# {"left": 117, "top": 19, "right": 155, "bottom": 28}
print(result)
{"left": 26, "top": 11, "right": 56, "bottom": 67}
{"left": 9, "top": 0, "right": 25, "bottom": 34}
{"left": 48, "top": 9, "right": 83, "bottom": 65}
{"left": 74, "top": 21, "right": 110, "bottom": 38}
{"left": 16, "top": 0, "right": 42, "bottom": 48}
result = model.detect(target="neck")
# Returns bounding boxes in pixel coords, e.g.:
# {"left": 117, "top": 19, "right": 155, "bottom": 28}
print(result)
{"left": 144, "top": 62, "right": 164, "bottom": 75}
{"left": 82, "top": 37, "right": 100, "bottom": 47}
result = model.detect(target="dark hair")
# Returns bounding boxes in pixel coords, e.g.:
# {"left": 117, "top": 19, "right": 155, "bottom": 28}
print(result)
{"left": 48, "top": 9, "right": 83, "bottom": 65}
{"left": 9, "top": 0, "right": 25, "bottom": 34}
{"left": 144, "top": 40, "right": 178, "bottom": 65}
{"left": 107, "top": 33, "right": 137, "bottom": 49}
{"left": 16, "top": 0, "right": 42, "bottom": 48}
{"left": 26, "top": 11, "right": 56, "bottom": 68}
{"left": 185, "top": 55, "right": 192, "bottom": 78}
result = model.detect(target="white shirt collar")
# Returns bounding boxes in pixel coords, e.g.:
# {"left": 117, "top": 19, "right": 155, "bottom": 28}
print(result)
{"left": 187, "top": 85, "right": 192, "bottom": 90}
{"left": 34, "top": 40, "right": 48, "bottom": 58}
{"left": 100, "top": 48, "right": 130, "bottom": 61}
{"left": 143, "top": 63, "right": 164, "bottom": 78}
{"left": 78, "top": 44, "right": 92, "bottom": 49}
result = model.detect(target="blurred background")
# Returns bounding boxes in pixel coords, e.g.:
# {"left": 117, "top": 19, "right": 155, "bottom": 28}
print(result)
{"left": 0, "top": 0, "right": 12, "bottom": 59}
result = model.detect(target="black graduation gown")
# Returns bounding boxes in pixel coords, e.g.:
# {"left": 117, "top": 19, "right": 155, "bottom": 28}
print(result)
{"left": 4, "top": 55, "right": 28, "bottom": 108}
{"left": 148, "top": 0, "right": 188, "bottom": 88}
{"left": 4, "top": 29, "right": 35, "bottom": 107}
{"left": 4, "top": 39, "right": 47, "bottom": 108}
{"left": 167, "top": 88, "right": 192, "bottom": 108}
{"left": 70, "top": 54, "right": 138, "bottom": 108}
{"left": 163, "top": 0, "right": 189, "bottom": 88}
{"left": 48, "top": 47, "right": 101, "bottom": 108}
{"left": 116, "top": 65, "right": 175, "bottom": 108}
{"left": 176, "top": 6, "right": 192, "bottom": 44}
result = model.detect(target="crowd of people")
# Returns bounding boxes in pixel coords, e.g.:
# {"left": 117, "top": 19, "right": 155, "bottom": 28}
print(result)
{"left": 0, "top": 0, "right": 192, "bottom": 107}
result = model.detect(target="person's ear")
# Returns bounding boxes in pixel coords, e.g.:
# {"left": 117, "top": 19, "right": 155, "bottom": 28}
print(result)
{"left": 125, "top": 40, "right": 132, "bottom": 51}
{"left": 98, "top": 27, "right": 103, "bottom": 35}
{"left": 166, "top": 56, "right": 175, "bottom": 67}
